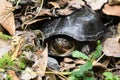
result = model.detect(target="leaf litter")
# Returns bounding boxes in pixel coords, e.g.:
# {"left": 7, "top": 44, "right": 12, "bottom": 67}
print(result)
{"left": 0, "top": 0, "right": 120, "bottom": 80}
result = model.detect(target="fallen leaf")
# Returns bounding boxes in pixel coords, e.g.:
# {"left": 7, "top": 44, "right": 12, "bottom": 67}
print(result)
{"left": 11, "top": 36, "right": 24, "bottom": 60}
{"left": 48, "top": 2, "right": 60, "bottom": 9}
{"left": 60, "top": 63, "right": 76, "bottom": 71}
{"left": 103, "top": 36, "right": 120, "bottom": 57}
{"left": 32, "top": 47, "right": 48, "bottom": 76}
{"left": 64, "top": 58, "right": 74, "bottom": 63}
{"left": 85, "top": 0, "right": 107, "bottom": 10}
{"left": 67, "top": 0, "right": 85, "bottom": 9}
{"left": 0, "top": 0, "right": 15, "bottom": 35}
{"left": 57, "top": 0, "right": 68, "bottom": 8}
{"left": 21, "top": 67, "right": 37, "bottom": 80}
{"left": 102, "top": 4, "right": 120, "bottom": 16}
{"left": 38, "top": 9, "right": 52, "bottom": 16}
{"left": 56, "top": 8, "right": 73, "bottom": 16}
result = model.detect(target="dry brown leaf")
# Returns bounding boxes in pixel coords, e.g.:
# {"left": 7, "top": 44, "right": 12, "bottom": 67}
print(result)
{"left": 60, "top": 63, "right": 76, "bottom": 71}
{"left": 38, "top": 9, "right": 52, "bottom": 16}
{"left": 74, "top": 59, "right": 86, "bottom": 65}
{"left": 64, "top": 58, "right": 74, "bottom": 63}
{"left": 11, "top": 36, "right": 24, "bottom": 60}
{"left": 48, "top": 2, "right": 60, "bottom": 9}
{"left": 85, "top": 0, "right": 107, "bottom": 10}
{"left": 67, "top": 0, "right": 85, "bottom": 9}
{"left": 102, "top": 4, "right": 120, "bottom": 16}
{"left": 7, "top": 70, "right": 20, "bottom": 80}
{"left": 56, "top": 8, "right": 73, "bottom": 16}
{"left": 57, "top": 0, "right": 69, "bottom": 8}
{"left": 0, "top": 0, "right": 15, "bottom": 36}
{"left": 103, "top": 36, "right": 120, "bottom": 57}
{"left": 32, "top": 47, "right": 48, "bottom": 76}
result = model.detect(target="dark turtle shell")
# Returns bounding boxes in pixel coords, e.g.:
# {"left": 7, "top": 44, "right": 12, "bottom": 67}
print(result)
{"left": 39, "top": 6, "right": 104, "bottom": 41}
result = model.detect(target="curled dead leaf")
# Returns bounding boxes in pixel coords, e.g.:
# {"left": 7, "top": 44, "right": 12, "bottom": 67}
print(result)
{"left": 102, "top": 4, "right": 120, "bottom": 16}
{"left": 67, "top": 0, "right": 85, "bottom": 9}
{"left": 56, "top": 8, "right": 73, "bottom": 16}
{"left": 0, "top": 0, "right": 15, "bottom": 36}
{"left": 48, "top": 2, "right": 60, "bottom": 9}
{"left": 103, "top": 36, "right": 120, "bottom": 57}
{"left": 32, "top": 47, "right": 48, "bottom": 76}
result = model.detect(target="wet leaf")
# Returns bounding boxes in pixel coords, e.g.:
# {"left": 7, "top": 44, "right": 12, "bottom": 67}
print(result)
{"left": 0, "top": 0, "right": 15, "bottom": 35}
{"left": 102, "top": 4, "right": 120, "bottom": 16}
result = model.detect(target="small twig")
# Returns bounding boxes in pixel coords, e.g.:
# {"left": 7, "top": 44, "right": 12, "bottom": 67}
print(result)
{"left": 21, "top": 0, "right": 44, "bottom": 28}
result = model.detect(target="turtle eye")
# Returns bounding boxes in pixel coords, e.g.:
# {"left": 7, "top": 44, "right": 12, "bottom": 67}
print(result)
{"left": 49, "top": 38, "right": 75, "bottom": 56}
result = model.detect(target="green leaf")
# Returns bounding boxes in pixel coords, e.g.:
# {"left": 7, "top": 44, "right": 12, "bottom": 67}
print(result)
{"left": 72, "top": 50, "right": 89, "bottom": 60}
{"left": 90, "top": 41, "right": 102, "bottom": 62}
{"left": 68, "top": 75, "right": 79, "bottom": 80}
{"left": 103, "top": 72, "right": 113, "bottom": 77}
{"left": 72, "top": 69, "right": 84, "bottom": 77}
{"left": 105, "top": 77, "right": 113, "bottom": 80}
{"left": 0, "top": 32, "right": 11, "bottom": 40}
{"left": 72, "top": 62, "right": 92, "bottom": 78}
{"left": 83, "top": 76, "right": 94, "bottom": 80}
{"left": 0, "top": 53, "right": 14, "bottom": 68}
{"left": 83, "top": 62, "right": 93, "bottom": 70}
{"left": 112, "top": 75, "right": 120, "bottom": 80}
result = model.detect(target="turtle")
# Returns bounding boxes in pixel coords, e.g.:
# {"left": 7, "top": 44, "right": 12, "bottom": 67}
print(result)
{"left": 39, "top": 6, "right": 104, "bottom": 56}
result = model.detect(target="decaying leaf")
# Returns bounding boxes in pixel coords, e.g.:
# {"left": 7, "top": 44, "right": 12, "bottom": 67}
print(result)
{"left": 103, "top": 36, "right": 120, "bottom": 57}
{"left": 11, "top": 36, "right": 24, "bottom": 60}
{"left": 56, "top": 8, "right": 73, "bottom": 16}
{"left": 32, "top": 47, "right": 48, "bottom": 77}
{"left": 0, "top": 0, "right": 15, "bottom": 35}
{"left": 67, "top": 0, "right": 85, "bottom": 9}
{"left": 21, "top": 67, "right": 37, "bottom": 80}
{"left": 38, "top": 9, "right": 52, "bottom": 16}
{"left": 85, "top": 0, "right": 107, "bottom": 10}
{"left": 102, "top": 4, "right": 120, "bottom": 16}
